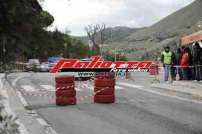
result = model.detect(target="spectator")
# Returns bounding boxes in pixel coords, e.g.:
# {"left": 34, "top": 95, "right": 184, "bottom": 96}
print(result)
{"left": 161, "top": 46, "right": 173, "bottom": 81}
{"left": 193, "top": 42, "right": 200, "bottom": 80}
{"left": 200, "top": 43, "right": 202, "bottom": 81}
{"left": 186, "top": 47, "right": 193, "bottom": 80}
{"left": 180, "top": 47, "right": 190, "bottom": 80}
{"left": 193, "top": 42, "right": 202, "bottom": 81}
{"left": 200, "top": 44, "right": 202, "bottom": 81}
{"left": 171, "top": 51, "right": 176, "bottom": 80}
{"left": 175, "top": 48, "right": 183, "bottom": 80}
{"left": 181, "top": 46, "right": 185, "bottom": 58}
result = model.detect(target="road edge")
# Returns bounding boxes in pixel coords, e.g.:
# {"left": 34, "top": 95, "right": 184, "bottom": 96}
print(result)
{"left": 6, "top": 73, "right": 59, "bottom": 134}
{"left": 151, "top": 84, "right": 202, "bottom": 101}
{"left": 0, "top": 74, "right": 29, "bottom": 134}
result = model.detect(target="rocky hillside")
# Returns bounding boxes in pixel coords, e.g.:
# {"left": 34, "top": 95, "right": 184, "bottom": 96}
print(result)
{"left": 76, "top": 26, "right": 138, "bottom": 45}
{"left": 109, "top": 0, "right": 202, "bottom": 60}
{"left": 104, "top": 26, "right": 139, "bottom": 43}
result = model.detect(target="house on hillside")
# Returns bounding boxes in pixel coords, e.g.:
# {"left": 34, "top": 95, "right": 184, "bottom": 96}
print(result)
{"left": 181, "top": 30, "right": 202, "bottom": 47}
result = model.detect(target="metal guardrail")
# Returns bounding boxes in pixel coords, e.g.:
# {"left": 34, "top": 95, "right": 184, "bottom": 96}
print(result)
{"left": 0, "top": 63, "right": 26, "bottom": 73}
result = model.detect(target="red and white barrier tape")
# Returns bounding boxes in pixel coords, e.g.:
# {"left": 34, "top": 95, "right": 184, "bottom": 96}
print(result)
{"left": 56, "top": 85, "right": 74, "bottom": 90}
{"left": 158, "top": 64, "right": 202, "bottom": 69}
{"left": 19, "top": 85, "right": 113, "bottom": 103}
{"left": 78, "top": 87, "right": 111, "bottom": 102}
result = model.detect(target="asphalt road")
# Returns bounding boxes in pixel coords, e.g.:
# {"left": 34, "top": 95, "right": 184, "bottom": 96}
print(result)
{"left": 6, "top": 72, "right": 202, "bottom": 134}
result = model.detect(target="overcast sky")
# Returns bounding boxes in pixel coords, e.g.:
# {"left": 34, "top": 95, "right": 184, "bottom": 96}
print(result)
{"left": 41, "top": 0, "right": 194, "bottom": 36}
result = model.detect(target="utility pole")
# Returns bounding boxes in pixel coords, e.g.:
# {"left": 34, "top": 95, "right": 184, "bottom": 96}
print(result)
{"left": 114, "top": 48, "right": 117, "bottom": 62}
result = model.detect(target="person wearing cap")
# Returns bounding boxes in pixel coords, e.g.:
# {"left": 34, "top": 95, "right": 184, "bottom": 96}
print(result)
{"left": 161, "top": 46, "right": 173, "bottom": 81}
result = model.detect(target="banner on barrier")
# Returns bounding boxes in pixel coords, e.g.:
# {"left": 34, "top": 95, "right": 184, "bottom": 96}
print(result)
{"left": 50, "top": 56, "right": 154, "bottom": 74}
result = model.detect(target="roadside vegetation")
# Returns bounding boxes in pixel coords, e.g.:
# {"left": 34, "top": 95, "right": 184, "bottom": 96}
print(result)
{"left": 0, "top": 96, "right": 19, "bottom": 134}
{"left": 0, "top": 0, "right": 89, "bottom": 66}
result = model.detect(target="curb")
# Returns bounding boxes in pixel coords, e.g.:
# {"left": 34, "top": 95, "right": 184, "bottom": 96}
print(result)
{"left": 5, "top": 74, "right": 59, "bottom": 134}
{"left": 151, "top": 84, "right": 202, "bottom": 101}
{"left": 0, "top": 74, "right": 29, "bottom": 134}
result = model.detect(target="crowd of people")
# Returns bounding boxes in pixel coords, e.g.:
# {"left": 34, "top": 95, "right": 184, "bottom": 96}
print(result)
{"left": 161, "top": 42, "right": 202, "bottom": 82}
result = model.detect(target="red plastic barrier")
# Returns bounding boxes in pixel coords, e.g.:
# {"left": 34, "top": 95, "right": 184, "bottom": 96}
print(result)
{"left": 55, "top": 75, "right": 75, "bottom": 84}
{"left": 55, "top": 75, "right": 76, "bottom": 106}
{"left": 94, "top": 72, "right": 115, "bottom": 103}
{"left": 94, "top": 79, "right": 115, "bottom": 87}
{"left": 56, "top": 90, "right": 76, "bottom": 98}
{"left": 94, "top": 95, "right": 115, "bottom": 103}
{"left": 56, "top": 97, "right": 76, "bottom": 106}
{"left": 149, "top": 64, "right": 159, "bottom": 75}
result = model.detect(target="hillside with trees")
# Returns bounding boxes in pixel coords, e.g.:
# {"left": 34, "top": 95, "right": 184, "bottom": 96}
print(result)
{"left": 0, "top": 0, "right": 89, "bottom": 67}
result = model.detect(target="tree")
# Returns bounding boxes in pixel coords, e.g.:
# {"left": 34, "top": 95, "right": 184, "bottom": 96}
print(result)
{"left": 70, "top": 38, "right": 89, "bottom": 58}
{"left": 0, "top": 0, "right": 88, "bottom": 70}
{"left": 97, "top": 24, "right": 106, "bottom": 56}
{"left": 84, "top": 24, "right": 106, "bottom": 55}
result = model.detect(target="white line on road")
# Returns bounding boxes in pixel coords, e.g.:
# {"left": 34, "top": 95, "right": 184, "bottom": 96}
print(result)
{"left": 21, "top": 85, "right": 35, "bottom": 92}
{"left": 84, "top": 83, "right": 94, "bottom": 90}
{"left": 16, "top": 91, "right": 29, "bottom": 107}
{"left": 118, "top": 82, "right": 143, "bottom": 88}
{"left": 118, "top": 82, "right": 202, "bottom": 104}
{"left": 115, "top": 85, "right": 124, "bottom": 90}
{"left": 36, "top": 118, "right": 50, "bottom": 126}
{"left": 12, "top": 75, "right": 24, "bottom": 86}
{"left": 40, "top": 85, "right": 55, "bottom": 91}
{"left": 76, "top": 83, "right": 94, "bottom": 91}
{"left": 75, "top": 87, "right": 81, "bottom": 91}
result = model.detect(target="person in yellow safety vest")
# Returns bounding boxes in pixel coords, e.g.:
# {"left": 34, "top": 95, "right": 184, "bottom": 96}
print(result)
{"left": 161, "top": 46, "right": 173, "bottom": 81}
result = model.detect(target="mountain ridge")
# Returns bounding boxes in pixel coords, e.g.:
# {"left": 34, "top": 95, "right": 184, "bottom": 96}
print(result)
{"left": 113, "top": 0, "right": 202, "bottom": 60}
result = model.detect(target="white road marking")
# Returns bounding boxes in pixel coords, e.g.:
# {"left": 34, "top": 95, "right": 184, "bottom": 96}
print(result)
{"left": 117, "top": 82, "right": 202, "bottom": 104}
{"left": 118, "top": 82, "right": 143, "bottom": 88}
{"left": 16, "top": 91, "right": 29, "bottom": 107}
{"left": 40, "top": 85, "right": 55, "bottom": 91}
{"left": 75, "top": 87, "right": 81, "bottom": 91}
{"left": 21, "top": 85, "right": 35, "bottom": 92}
{"left": 36, "top": 118, "right": 50, "bottom": 126}
{"left": 77, "top": 82, "right": 94, "bottom": 91}
{"left": 115, "top": 85, "right": 124, "bottom": 90}
{"left": 12, "top": 75, "right": 23, "bottom": 86}
{"left": 84, "top": 83, "right": 94, "bottom": 90}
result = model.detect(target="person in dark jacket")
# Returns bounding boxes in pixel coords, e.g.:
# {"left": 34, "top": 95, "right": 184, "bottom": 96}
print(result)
{"left": 193, "top": 42, "right": 202, "bottom": 81}
{"left": 200, "top": 44, "right": 202, "bottom": 81}
{"left": 186, "top": 47, "right": 193, "bottom": 80}
{"left": 171, "top": 51, "right": 177, "bottom": 80}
